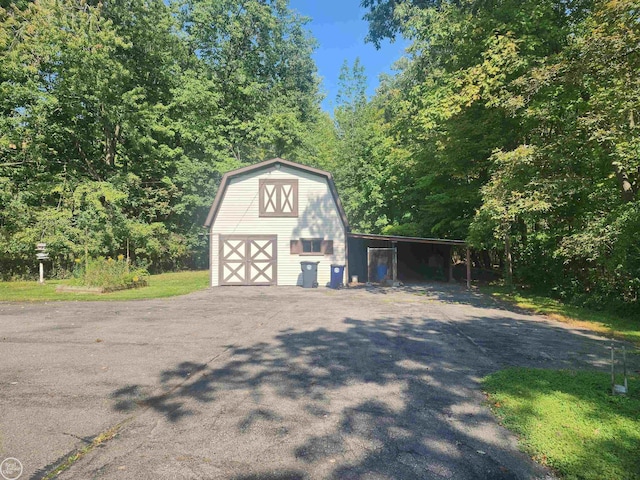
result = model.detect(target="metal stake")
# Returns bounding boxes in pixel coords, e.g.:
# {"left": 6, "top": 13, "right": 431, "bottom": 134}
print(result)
{"left": 611, "top": 343, "right": 629, "bottom": 395}
{"left": 611, "top": 343, "right": 615, "bottom": 396}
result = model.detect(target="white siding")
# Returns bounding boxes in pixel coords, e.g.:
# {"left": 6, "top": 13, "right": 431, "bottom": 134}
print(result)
{"left": 210, "top": 165, "right": 346, "bottom": 286}
{"left": 210, "top": 233, "right": 219, "bottom": 287}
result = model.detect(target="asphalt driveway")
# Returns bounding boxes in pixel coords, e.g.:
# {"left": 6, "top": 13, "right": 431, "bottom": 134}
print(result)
{"left": 1, "top": 285, "right": 634, "bottom": 479}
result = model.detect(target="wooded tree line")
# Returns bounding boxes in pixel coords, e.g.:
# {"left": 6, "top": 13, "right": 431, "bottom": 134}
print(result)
{"left": 325, "top": 0, "right": 639, "bottom": 313}
{"left": 1, "top": 0, "right": 638, "bottom": 313}
{"left": 0, "top": 0, "right": 324, "bottom": 275}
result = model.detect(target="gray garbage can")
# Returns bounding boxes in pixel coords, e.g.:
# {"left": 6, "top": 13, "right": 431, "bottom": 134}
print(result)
{"left": 301, "top": 261, "right": 319, "bottom": 288}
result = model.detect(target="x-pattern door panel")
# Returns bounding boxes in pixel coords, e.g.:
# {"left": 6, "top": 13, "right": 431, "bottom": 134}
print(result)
{"left": 263, "top": 183, "right": 278, "bottom": 214}
{"left": 278, "top": 183, "right": 295, "bottom": 214}
{"left": 220, "top": 236, "right": 277, "bottom": 286}
{"left": 220, "top": 238, "right": 246, "bottom": 284}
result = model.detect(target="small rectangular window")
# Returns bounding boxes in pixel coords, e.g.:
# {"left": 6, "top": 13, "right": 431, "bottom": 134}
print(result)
{"left": 302, "top": 239, "right": 322, "bottom": 253}
{"left": 291, "top": 239, "right": 333, "bottom": 256}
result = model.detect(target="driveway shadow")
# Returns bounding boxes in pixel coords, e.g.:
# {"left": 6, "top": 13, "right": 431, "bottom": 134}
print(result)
{"left": 352, "top": 282, "right": 514, "bottom": 310}
{"left": 105, "top": 308, "right": 639, "bottom": 478}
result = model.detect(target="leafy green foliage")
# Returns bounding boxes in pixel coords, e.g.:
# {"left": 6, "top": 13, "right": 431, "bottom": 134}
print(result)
{"left": 2, "top": 0, "right": 639, "bottom": 316}
{"left": 0, "top": 0, "right": 322, "bottom": 278}
{"left": 77, "top": 256, "right": 148, "bottom": 290}
{"left": 324, "top": 59, "right": 412, "bottom": 234}
{"left": 483, "top": 368, "right": 640, "bottom": 480}
{"left": 469, "top": 0, "right": 640, "bottom": 308}
{"left": 353, "top": 0, "right": 640, "bottom": 312}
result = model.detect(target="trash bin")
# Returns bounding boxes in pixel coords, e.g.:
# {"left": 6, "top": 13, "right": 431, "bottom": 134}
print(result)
{"left": 330, "top": 264, "right": 345, "bottom": 289}
{"left": 301, "top": 261, "right": 319, "bottom": 288}
{"left": 376, "top": 263, "right": 388, "bottom": 282}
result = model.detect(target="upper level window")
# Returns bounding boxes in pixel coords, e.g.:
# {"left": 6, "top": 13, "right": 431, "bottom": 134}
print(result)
{"left": 259, "top": 179, "right": 298, "bottom": 217}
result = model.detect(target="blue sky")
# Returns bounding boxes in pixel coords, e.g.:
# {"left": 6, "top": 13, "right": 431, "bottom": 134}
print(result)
{"left": 288, "top": 1, "right": 409, "bottom": 113}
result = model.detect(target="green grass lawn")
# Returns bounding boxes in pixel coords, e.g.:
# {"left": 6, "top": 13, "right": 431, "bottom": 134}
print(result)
{"left": 0, "top": 270, "right": 210, "bottom": 302}
{"left": 483, "top": 368, "right": 640, "bottom": 480}
{"left": 482, "top": 285, "right": 640, "bottom": 345}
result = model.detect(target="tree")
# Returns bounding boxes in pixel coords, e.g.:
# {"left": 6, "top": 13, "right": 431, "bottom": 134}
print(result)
{"left": 357, "top": 0, "right": 640, "bottom": 311}
{"left": 361, "top": 0, "right": 434, "bottom": 47}
{"left": 0, "top": 0, "right": 324, "bottom": 277}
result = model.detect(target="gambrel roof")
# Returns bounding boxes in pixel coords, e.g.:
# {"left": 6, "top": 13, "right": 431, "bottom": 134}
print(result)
{"left": 204, "top": 158, "right": 349, "bottom": 229}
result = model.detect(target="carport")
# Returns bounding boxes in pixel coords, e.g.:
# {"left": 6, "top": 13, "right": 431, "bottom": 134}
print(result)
{"left": 347, "top": 233, "right": 470, "bottom": 288}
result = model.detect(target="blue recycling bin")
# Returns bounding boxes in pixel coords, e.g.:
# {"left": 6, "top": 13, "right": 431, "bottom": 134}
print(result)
{"left": 330, "top": 264, "right": 345, "bottom": 289}
{"left": 376, "top": 264, "right": 388, "bottom": 282}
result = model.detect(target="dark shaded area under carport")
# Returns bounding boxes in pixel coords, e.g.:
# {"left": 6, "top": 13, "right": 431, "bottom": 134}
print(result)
{"left": 348, "top": 233, "right": 471, "bottom": 284}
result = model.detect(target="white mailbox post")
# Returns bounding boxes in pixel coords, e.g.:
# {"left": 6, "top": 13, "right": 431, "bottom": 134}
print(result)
{"left": 36, "top": 243, "right": 49, "bottom": 284}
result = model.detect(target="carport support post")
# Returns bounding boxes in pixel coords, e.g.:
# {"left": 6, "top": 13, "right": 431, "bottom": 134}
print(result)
{"left": 466, "top": 247, "right": 471, "bottom": 290}
{"left": 392, "top": 241, "right": 398, "bottom": 284}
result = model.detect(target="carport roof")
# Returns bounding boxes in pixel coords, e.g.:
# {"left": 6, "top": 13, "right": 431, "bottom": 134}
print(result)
{"left": 348, "top": 232, "right": 466, "bottom": 246}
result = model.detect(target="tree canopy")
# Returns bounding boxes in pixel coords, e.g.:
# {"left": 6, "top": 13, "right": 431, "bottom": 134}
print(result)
{"left": 1, "top": 0, "right": 638, "bottom": 313}
{"left": 349, "top": 0, "right": 640, "bottom": 312}
{"left": 0, "top": 0, "right": 322, "bottom": 276}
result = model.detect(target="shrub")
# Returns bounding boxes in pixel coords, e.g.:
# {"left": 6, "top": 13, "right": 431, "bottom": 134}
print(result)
{"left": 76, "top": 256, "right": 148, "bottom": 289}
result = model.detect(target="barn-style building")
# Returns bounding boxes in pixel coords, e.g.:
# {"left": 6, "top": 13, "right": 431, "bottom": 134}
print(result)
{"left": 204, "top": 158, "right": 349, "bottom": 286}
{"left": 205, "top": 158, "right": 471, "bottom": 287}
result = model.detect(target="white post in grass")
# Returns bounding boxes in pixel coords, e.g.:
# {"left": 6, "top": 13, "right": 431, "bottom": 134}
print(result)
{"left": 36, "top": 242, "right": 48, "bottom": 284}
